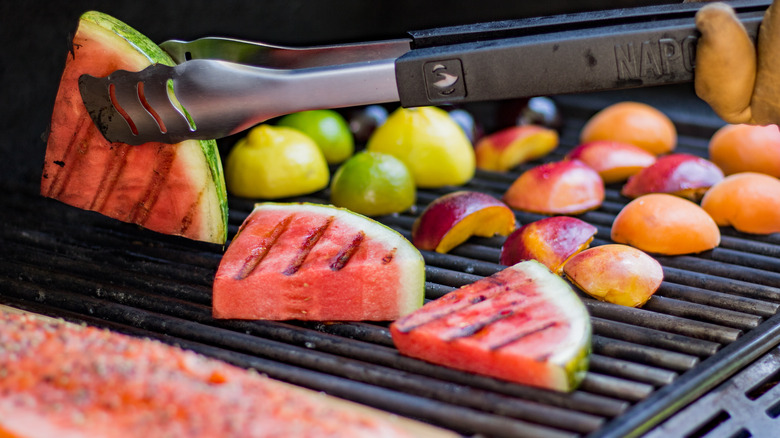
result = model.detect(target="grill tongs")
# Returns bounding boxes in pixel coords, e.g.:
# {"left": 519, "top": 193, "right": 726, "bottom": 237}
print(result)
{"left": 79, "top": 1, "right": 769, "bottom": 145}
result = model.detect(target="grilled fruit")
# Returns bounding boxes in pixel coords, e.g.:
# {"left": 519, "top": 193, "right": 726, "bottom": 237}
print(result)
{"left": 564, "top": 244, "right": 664, "bottom": 308}
{"left": 474, "top": 125, "right": 559, "bottom": 171}
{"left": 500, "top": 216, "right": 597, "bottom": 274}
{"left": 213, "top": 202, "right": 425, "bottom": 321}
{"left": 412, "top": 191, "right": 516, "bottom": 254}
{"left": 0, "top": 309, "right": 425, "bottom": 438}
{"left": 565, "top": 140, "right": 656, "bottom": 184}
{"left": 708, "top": 124, "right": 780, "bottom": 178}
{"left": 41, "top": 11, "right": 227, "bottom": 244}
{"left": 621, "top": 153, "right": 724, "bottom": 201}
{"left": 611, "top": 193, "right": 721, "bottom": 255}
{"left": 503, "top": 160, "right": 605, "bottom": 214}
{"left": 701, "top": 172, "right": 780, "bottom": 235}
{"left": 579, "top": 101, "right": 677, "bottom": 155}
{"left": 390, "top": 260, "right": 591, "bottom": 392}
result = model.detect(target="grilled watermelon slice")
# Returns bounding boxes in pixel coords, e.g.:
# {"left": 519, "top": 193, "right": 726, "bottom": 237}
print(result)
{"left": 40, "top": 11, "right": 228, "bottom": 244}
{"left": 390, "top": 260, "right": 591, "bottom": 392}
{"left": 213, "top": 202, "right": 426, "bottom": 321}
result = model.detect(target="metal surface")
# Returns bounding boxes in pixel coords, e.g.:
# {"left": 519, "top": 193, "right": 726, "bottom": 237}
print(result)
{"left": 4, "top": 90, "right": 780, "bottom": 437}
{"left": 78, "top": 58, "right": 399, "bottom": 145}
{"left": 645, "top": 344, "right": 780, "bottom": 438}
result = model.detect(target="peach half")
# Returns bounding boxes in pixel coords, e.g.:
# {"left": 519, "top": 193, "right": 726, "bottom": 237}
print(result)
{"left": 611, "top": 193, "right": 721, "bottom": 255}
{"left": 701, "top": 172, "right": 780, "bottom": 234}
{"left": 412, "top": 190, "right": 516, "bottom": 253}
{"left": 566, "top": 140, "right": 657, "bottom": 183}
{"left": 500, "top": 216, "right": 598, "bottom": 274}
{"left": 709, "top": 124, "right": 780, "bottom": 178}
{"left": 621, "top": 153, "right": 724, "bottom": 201}
{"left": 580, "top": 101, "right": 677, "bottom": 155}
{"left": 563, "top": 244, "right": 663, "bottom": 308}
{"left": 474, "top": 125, "right": 559, "bottom": 171}
{"left": 503, "top": 160, "right": 605, "bottom": 214}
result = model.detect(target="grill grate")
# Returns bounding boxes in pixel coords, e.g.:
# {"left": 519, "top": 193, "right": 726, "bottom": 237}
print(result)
{"left": 3, "top": 89, "right": 780, "bottom": 437}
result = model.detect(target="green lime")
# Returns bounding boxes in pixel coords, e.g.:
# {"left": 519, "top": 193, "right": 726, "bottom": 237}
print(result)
{"left": 277, "top": 110, "right": 355, "bottom": 164}
{"left": 225, "top": 124, "right": 329, "bottom": 199}
{"left": 366, "top": 106, "right": 475, "bottom": 188}
{"left": 330, "top": 151, "right": 416, "bottom": 216}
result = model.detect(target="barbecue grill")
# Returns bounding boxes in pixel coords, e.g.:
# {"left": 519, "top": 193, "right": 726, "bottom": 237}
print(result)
{"left": 5, "top": 1, "right": 780, "bottom": 437}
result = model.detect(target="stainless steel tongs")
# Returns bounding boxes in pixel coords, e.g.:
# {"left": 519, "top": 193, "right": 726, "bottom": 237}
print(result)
{"left": 79, "top": 1, "right": 770, "bottom": 145}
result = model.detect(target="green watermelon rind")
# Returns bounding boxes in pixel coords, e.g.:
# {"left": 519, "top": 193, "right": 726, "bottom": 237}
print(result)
{"left": 80, "top": 11, "right": 229, "bottom": 243}
{"left": 245, "top": 201, "right": 427, "bottom": 315}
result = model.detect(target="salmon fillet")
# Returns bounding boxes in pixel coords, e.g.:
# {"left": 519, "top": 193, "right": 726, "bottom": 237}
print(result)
{"left": 0, "top": 310, "right": 411, "bottom": 438}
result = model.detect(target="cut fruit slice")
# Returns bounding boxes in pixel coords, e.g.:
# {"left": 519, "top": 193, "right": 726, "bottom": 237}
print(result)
{"left": 0, "top": 308, "right": 434, "bottom": 438}
{"left": 213, "top": 202, "right": 425, "bottom": 321}
{"left": 40, "top": 11, "right": 227, "bottom": 244}
{"left": 412, "top": 191, "right": 516, "bottom": 254}
{"left": 390, "top": 260, "right": 591, "bottom": 392}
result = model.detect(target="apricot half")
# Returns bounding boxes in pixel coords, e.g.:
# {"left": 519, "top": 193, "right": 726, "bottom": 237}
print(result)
{"left": 708, "top": 124, "right": 780, "bottom": 178}
{"left": 474, "top": 125, "right": 559, "bottom": 171}
{"left": 621, "top": 153, "right": 724, "bottom": 201}
{"left": 564, "top": 244, "right": 663, "bottom": 308}
{"left": 611, "top": 193, "right": 721, "bottom": 255}
{"left": 503, "top": 160, "right": 605, "bottom": 214}
{"left": 701, "top": 172, "right": 780, "bottom": 234}
{"left": 566, "top": 140, "right": 657, "bottom": 184}
{"left": 412, "top": 190, "right": 516, "bottom": 253}
{"left": 580, "top": 102, "right": 677, "bottom": 155}
{"left": 500, "top": 216, "right": 597, "bottom": 274}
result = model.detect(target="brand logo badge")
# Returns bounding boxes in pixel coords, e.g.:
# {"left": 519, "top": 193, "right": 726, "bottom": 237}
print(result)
{"left": 424, "top": 59, "right": 466, "bottom": 101}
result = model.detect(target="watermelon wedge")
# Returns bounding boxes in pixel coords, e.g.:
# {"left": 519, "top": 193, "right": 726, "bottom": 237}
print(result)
{"left": 40, "top": 11, "right": 228, "bottom": 244}
{"left": 390, "top": 260, "right": 591, "bottom": 392}
{"left": 213, "top": 202, "right": 426, "bottom": 321}
{"left": 0, "top": 309, "right": 420, "bottom": 438}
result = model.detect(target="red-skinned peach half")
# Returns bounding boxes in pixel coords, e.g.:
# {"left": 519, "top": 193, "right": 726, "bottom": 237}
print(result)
{"left": 563, "top": 244, "right": 663, "bottom": 307}
{"left": 621, "top": 153, "right": 724, "bottom": 201}
{"left": 475, "top": 125, "right": 559, "bottom": 171}
{"left": 701, "top": 172, "right": 780, "bottom": 234}
{"left": 503, "top": 160, "right": 605, "bottom": 214}
{"left": 611, "top": 193, "right": 721, "bottom": 255}
{"left": 566, "top": 140, "right": 657, "bottom": 183}
{"left": 500, "top": 216, "right": 598, "bottom": 273}
{"left": 412, "top": 191, "right": 516, "bottom": 253}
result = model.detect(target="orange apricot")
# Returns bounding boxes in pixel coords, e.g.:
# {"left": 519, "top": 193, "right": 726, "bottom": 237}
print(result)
{"left": 708, "top": 124, "right": 780, "bottom": 178}
{"left": 701, "top": 172, "right": 780, "bottom": 234}
{"left": 580, "top": 102, "right": 677, "bottom": 155}
{"left": 611, "top": 193, "right": 720, "bottom": 255}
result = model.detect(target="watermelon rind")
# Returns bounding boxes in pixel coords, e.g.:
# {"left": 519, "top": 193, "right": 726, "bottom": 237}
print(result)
{"left": 41, "top": 11, "right": 228, "bottom": 244}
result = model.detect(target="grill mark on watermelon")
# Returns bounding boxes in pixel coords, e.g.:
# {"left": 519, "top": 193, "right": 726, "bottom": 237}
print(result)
{"left": 178, "top": 188, "right": 204, "bottom": 235}
{"left": 487, "top": 321, "right": 559, "bottom": 351}
{"left": 330, "top": 231, "right": 365, "bottom": 271}
{"left": 45, "top": 116, "right": 92, "bottom": 198}
{"left": 235, "top": 214, "right": 294, "bottom": 280}
{"left": 439, "top": 307, "right": 523, "bottom": 341}
{"left": 382, "top": 248, "right": 397, "bottom": 264}
{"left": 89, "top": 144, "right": 131, "bottom": 211}
{"left": 283, "top": 216, "right": 334, "bottom": 276}
{"left": 393, "top": 276, "right": 534, "bottom": 333}
{"left": 130, "top": 145, "right": 175, "bottom": 226}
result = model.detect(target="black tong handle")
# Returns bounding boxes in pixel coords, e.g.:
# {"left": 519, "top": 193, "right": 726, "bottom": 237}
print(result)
{"left": 396, "top": 0, "right": 770, "bottom": 107}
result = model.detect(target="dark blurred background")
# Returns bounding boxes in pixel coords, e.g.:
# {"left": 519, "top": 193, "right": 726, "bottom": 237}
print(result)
{"left": 1, "top": 0, "right": 678, "bottom": 190}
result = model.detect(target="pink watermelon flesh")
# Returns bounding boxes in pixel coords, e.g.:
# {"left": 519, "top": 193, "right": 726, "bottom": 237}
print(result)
{"left": 390, "top": 260, "right": 591, "bottom": 392}
{"left": 213, "top": 203, "right": 425, "bottom": 321}
{"left": 40, "top": 12, "right": 227, "bottom": 244}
